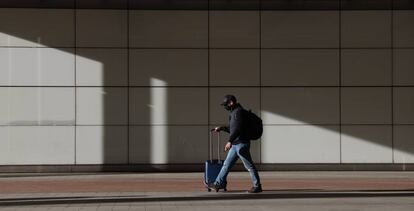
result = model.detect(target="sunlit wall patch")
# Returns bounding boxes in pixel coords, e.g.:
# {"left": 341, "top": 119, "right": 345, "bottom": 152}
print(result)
{"left": 150, "top": 78, "right": 168, "bottom": 164}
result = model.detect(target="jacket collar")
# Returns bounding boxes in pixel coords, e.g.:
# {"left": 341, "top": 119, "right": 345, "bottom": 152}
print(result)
{"left": 230, "top": 103, "right": 242, "bottom": 112}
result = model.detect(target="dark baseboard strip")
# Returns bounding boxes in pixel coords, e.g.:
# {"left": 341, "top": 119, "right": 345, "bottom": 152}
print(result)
{"left": 0, "top": 164, "right": 413, "bottom": 173}
{"left": 0, "top": 0, "right": 413, "bottom": 10}
{"left": 0, "top": 0, "right": 75, "bottom": 9}
{"left": 259, "top": 164, "right": 414, "bottom": 171}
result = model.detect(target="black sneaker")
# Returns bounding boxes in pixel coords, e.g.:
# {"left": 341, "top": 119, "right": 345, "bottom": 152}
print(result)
{"left": 247, "top": 186, "right": 262, "bottom": 193}
{"left": 209, "top": 183, "right": 227, "bottom": 192}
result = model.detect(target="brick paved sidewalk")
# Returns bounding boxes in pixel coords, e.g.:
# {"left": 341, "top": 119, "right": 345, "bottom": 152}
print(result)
{"left": 0, "top": 171, "right": 414, "bottom": 194}
{"left": 0, "top": 172, "right": 413, "bottom": 210}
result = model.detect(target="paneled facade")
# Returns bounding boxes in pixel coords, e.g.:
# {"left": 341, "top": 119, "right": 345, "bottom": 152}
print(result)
{"left": 0, "top": 0, "right": 413, "bottom": 168}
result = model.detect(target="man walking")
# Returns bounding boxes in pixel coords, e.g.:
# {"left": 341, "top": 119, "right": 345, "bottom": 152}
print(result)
{"left": 210, "top": 94, "right": 262, "bottom": 193}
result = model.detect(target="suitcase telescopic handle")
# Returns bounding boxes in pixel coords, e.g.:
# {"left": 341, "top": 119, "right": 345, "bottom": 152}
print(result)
{"left": 209, "top": 130, "right": 221, "bottom": 162}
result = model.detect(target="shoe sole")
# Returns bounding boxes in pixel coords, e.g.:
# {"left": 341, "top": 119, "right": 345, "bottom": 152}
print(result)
{"left": 209, "top": 187, "right": 227, "bottom": 192}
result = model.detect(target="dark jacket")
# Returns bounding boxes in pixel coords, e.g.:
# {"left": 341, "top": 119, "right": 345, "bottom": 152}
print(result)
{"left": 221, "top": 104, "right": 250, "bottom": 144}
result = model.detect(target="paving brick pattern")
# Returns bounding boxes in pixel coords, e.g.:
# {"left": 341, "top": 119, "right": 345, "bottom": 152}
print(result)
{"left": 0, "top": 172, "right": 413, "bottom": 210}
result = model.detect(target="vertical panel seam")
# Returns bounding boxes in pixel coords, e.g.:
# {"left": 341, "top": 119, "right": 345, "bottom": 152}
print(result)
{"left": 74, "top": 2, "right": 77, "bottom": 166}
{"left": 339, "top": 0, "right": 342, "bottom": 164}
{"left": 259, "top": 0, "right": 262, "bottom": 164}
{"left": 391, "top": 4, "right": 395, "bottom": 163}
{"left": 127, "top": 2, "right": 130, "bottom": 164}
{"left": 207, "top": 0, "right": 211, "bottom": 161}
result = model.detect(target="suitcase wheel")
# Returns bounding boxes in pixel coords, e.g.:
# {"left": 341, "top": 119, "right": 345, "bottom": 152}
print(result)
{"left": 207, "top": 188, "right": 211, "bottom": 192}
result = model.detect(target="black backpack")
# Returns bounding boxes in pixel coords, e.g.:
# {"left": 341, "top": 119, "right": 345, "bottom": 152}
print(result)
{"left": 245, "top": 109, "right": 263, "bottom": 140}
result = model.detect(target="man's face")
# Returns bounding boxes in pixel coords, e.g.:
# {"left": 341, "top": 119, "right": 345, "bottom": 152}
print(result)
{"left": 223, "top": 100, "right": 234, "bottom": 111}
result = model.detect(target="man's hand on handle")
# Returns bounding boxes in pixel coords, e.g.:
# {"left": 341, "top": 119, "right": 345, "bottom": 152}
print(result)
{"left": 212, "top": 127, "right": 221, "bottom": 132}
{"left": 211, "top": 127, "right": 232, "bottom": 152}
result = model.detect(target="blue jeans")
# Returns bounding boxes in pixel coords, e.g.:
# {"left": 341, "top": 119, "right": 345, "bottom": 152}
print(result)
{"left": 214, "top": 142, "right": 261, "bottom": 188}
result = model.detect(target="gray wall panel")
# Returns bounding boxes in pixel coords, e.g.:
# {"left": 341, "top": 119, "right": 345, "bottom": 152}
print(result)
{"left": 0, "top": 6, "right": 412, "bottom": 168}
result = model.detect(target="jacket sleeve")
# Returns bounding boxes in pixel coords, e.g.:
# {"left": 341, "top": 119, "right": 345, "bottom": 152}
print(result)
{"left": 220, "top": 126, "right": 230, "bottom": 133}
{"left": 228, "top": 109, "right": 243, "bottom": 143}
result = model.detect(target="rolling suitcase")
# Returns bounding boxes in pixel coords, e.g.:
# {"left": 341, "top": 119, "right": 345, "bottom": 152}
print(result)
{"left": 203, "top": 131, "right": 227, "bottom": 192}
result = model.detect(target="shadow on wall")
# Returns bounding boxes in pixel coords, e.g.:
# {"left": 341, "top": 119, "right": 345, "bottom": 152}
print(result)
{"left": 0, "top": 1, "right": 414, "bottom": 168}
{"left": 0, "top": 8, "right": 208, "bottom": 166}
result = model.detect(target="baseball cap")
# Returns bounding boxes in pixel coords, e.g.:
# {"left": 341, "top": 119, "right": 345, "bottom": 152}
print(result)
{"left": 220, "top": 94, "right": 237, "bottom": 106}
